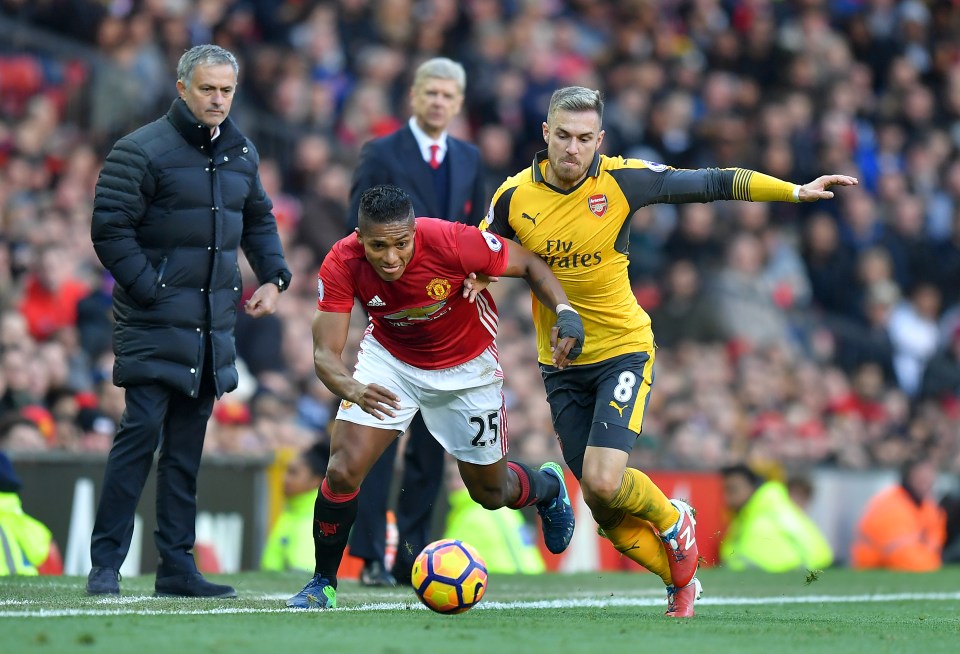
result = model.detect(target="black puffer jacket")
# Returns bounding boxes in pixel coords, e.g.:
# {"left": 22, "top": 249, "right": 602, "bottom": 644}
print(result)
{"left": 91, "top": 99, "right": 291, "bottom": 397}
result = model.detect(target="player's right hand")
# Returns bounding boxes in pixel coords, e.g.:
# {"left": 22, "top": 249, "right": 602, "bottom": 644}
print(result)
{"left": 550, "top": 309, "right": 585, "bottom": 369}
{"left": 462, "top": 272, "right": 500, "bottom": 303}
{"left": 355, "top": 383, "right": 401, "bottom": 420}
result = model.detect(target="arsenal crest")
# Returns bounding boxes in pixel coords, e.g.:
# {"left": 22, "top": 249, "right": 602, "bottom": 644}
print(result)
{"left": 588, "top": 193, "right": 607, "bottom": 217}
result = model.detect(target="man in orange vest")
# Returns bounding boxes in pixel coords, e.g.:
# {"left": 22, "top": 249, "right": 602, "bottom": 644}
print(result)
{"left": 851, "top": 456, "right": 946, "bottom": 571}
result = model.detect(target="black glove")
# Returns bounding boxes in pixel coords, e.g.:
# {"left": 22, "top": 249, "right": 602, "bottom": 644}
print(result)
{"left": 555, "top": 309, "right": 585, "bottom": 361}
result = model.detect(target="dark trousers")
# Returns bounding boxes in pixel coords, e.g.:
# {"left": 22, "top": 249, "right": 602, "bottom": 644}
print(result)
{"left": 349, "top": 412, "right": 445, "bottom": 576}
{"left": 90, "top": 382, "right": 215, "bottom": 575}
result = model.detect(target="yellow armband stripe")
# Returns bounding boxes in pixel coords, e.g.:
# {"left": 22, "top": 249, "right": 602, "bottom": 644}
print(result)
{"left": 735, "top": 168, "right": 799, "bottom": 203}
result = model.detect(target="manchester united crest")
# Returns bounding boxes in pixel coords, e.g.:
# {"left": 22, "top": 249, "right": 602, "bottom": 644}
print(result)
{"left": 588, "top": 193, "right": 608, "bottom": 218}
{"left": 426, "top": 277, "right": 452, "bottom": 301}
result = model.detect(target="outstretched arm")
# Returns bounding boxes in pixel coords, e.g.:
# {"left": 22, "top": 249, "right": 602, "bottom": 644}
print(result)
{"left": 501, "top": 240, "right": 584, "bottom": 368}
{"left": 615, "top": 165, "right": 858, "bottom": 209}
{"left": 311, "top": 309, "right": 400, "bottom": 419}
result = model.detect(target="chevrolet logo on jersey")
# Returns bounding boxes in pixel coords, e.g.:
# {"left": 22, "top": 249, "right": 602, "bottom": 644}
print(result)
{"left": 384, "top": 299, "right": 449, "bottom": 323}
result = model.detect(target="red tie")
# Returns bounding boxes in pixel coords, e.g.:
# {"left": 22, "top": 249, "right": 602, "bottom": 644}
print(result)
{"left": 429, "top": 144, "right": 440, "bottom": 170}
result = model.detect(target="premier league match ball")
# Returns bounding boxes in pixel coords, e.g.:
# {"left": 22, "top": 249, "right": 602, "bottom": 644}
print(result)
{"left": 411, "top": 539, "right": 488, "bottom": 614}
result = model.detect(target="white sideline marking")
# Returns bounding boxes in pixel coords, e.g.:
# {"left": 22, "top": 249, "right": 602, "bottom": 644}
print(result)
{"left": 2, "top": 592, "right": 958, "bottom": 618}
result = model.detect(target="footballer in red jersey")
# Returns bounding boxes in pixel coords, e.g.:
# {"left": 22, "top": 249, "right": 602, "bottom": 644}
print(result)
{"left": 286, "top": 185, "right": 584, "bottom": 610}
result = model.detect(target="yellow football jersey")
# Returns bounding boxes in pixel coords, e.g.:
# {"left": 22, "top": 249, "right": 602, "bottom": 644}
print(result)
{"left": 484, "top": 152, "right": 766, "bottom": 365}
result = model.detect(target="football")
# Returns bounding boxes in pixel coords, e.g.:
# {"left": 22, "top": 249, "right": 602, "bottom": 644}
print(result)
{"left": 411, "top": 538, "right": 488, "bottom": 614}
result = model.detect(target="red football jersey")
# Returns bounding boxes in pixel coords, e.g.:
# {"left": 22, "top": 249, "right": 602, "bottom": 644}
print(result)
{"left": 317, "top": 217, "right": 509, "bottom": 369}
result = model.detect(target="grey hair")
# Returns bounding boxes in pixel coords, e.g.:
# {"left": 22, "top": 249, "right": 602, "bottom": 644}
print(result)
{"left": 177, "top": 44, "right": 239, "bottom": 88}
{"left": 547, "top": 86, "right": 604, "bottom": 125}
{"left": 412, "top": 57, "right": 466, "bottom": 93}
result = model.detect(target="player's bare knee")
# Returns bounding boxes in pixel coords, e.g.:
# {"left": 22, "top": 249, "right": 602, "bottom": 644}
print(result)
{"left": 467, "top": 485, "right": 508, "bottom": 510}
{"left": 579, "top": 473, "right": 620, "bottom": 509}
{"left": 324, "top": 458, "right": 360, "bottom": 494}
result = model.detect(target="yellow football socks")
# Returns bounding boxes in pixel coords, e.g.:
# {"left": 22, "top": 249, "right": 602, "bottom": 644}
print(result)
{"left": 608, "top": 467, "right": 680, "bottom": 533}
{"left": 598, "top": 512, "right": 673, "bottom": 585}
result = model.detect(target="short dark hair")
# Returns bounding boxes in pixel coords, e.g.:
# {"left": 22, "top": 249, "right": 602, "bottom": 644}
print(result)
{"left": 720, "top": 463, "right": 763, "bottom": 488}
{"left": 302, "top": 441, "right": 329, "bottom": 477}
{"left": 900, "top": 454, "right": 934, "bottom": 487}
{"left": 358, "top": 185, "right": 415, "bottom": 228}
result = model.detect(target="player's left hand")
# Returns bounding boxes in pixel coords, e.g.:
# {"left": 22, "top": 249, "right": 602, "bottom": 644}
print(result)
{"left": 550, "top": 308, "right": 584, "bottom": 369}
{"left": 244, "top": 283, "right": 280, "bottom": 317}
{"left": 462, "top": 272, "right": 500, "bottom": 303}
{"left": 797, "top": 174, "right": 859, "bottom": 201}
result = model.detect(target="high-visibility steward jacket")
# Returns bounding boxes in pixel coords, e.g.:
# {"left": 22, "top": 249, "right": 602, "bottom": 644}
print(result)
{"left": 851, "top": 484, "right": 945, "bottom": 571}
{"left": 260, "top": 489, "right": 319, "bottom": 573}
{"left": 720, "top": 481, "right": 834, "bottom": 572}
{"left": 0, "top": 492, "right": 53, "bottom": 576}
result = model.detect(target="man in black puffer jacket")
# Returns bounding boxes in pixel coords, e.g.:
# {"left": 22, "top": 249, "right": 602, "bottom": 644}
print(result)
{"left": 86, "top": 44, "right": 291, "bottom": 598}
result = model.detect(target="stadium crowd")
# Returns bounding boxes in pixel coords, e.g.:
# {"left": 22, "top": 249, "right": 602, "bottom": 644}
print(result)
{"left": 1, "top": 0, "right": 960, "bottom": 483}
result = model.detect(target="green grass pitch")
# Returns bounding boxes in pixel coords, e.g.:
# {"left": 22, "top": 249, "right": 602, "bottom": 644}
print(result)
{"left": 3, "top": 567, "right": 959, "bottom": 653}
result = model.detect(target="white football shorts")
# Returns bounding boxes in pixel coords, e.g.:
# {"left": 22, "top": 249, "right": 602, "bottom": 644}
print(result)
{"left": 335, "top": 334, "right": 509, "bottom": 465}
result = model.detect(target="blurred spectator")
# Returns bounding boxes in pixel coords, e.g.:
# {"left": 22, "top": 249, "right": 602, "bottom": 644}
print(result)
{"left": 888, "top": 281, "right": 941, "bottom": 397}
{"left": 786, "top": 472, "right": 815, "bottom": 512}
{"left": 918, "top": 324, "right": 960, "bottom": 403}
{"left": 880, "top": 193, "right": 939, "bottom": 291}
{"left": 17, "top": 244, "right": 89, "bottom": 342}
{"left": 940, "top": 484, "right": 960, "bottom": 565}
{"left": 75, "top": 269, "right": 115, "bottom": 361}
{"left": 0, "top": 451, "right": 61, "bottom": 575}
{"left": 709, "top": 231, "right": 794, "bottom": 350}
{"left": 74, "top": 407, "right": 115, "bottom": 453}
{"left": 719, "top": 463, "right": 833, "bottom": 573}
{"left": 829, "top": 280, "right": 898, "bottom": 382}
{"left": 1, "top": 346, "right": 41, "bottom": 415}
{"left": 935, "top": 214, "right": 960, "bottom": 311}
{"left": 292, "top": 160, "right": 350, "bottom": 267}
{"left": 648, "top": 259, "right": 723, "bottom": 347}
{"left": 851, "top": 456, "right": 946, "bottom": 571}
{"left": 261, "top": 441, "right": 329, "bottom": 573}
{"left": 662, "top": 203, "right": 724, "bottom": 273}
{"left": 847, "top": 246, "right": 899, "bottom": 325}
{"left": 0, "top": 414, "right": 47, "bottom": 452}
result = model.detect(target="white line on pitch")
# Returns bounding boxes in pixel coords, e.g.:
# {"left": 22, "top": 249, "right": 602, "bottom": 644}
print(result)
{"left": 2, "top": 592, "right": 958, "bottom": 618}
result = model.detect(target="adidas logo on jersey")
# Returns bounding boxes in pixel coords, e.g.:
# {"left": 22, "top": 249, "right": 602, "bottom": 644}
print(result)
{"left": 366, "top": 295, "right": 386, "bottom": 307}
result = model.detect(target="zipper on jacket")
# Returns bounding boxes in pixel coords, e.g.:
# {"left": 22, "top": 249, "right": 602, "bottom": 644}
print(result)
{"left": 156, "top": 255, "right": 169, "bottom": 285}
{"left": 191, "top": 330, "right": 205, "bottom": 398}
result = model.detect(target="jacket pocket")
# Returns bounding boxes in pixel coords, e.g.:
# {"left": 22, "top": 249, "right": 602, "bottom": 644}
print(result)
{"left": 144, "top": 255, "right": 168, "bottom": 307}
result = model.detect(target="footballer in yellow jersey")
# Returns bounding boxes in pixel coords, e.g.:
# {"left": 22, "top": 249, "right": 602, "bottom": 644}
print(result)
{"left": 479, "top": 86, "right": 858, "bottom": 618}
